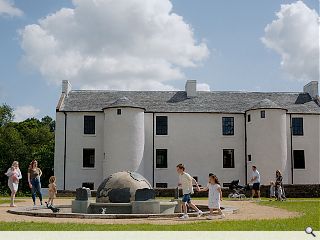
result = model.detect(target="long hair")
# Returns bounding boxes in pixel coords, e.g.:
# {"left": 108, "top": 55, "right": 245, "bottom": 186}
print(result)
{"left": 29, "top": 160, "right": 38, "bottom": 170}
{"left": 210, "top": 174, "right": 220, "bottom": 185}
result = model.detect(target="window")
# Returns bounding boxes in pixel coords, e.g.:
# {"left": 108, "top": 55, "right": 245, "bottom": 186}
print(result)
{"left": 248, "top": 154, "right": 252, "bottom": 162}
{"left": 261, "top": 110, "right": 266, "bottom": 118}
{"left": 156, "top": 149, "right": 167, "bottom": 168}
{"left": 156, "top": 183, "right": 168, "bottom": 188}
{"left": 156, "top": 116, "right": 168, "bottom": 135}
{"left": 83, "top": 149, "right": 95, "bottom": 168}
{"left": 292, "top": 118, "right": 303, "bottom": 136}
{"left": 82, "top": 182, "right": 94, "bottom": 190}
{"left": 293, "top": 150, "right": 305, "bottom": 169}
{"left": 84, "top": 116, "right": 95, "bottom": 134}
{"left": 223, "top": 149, "right": 235, "bottom": 168}
{"left": 222, "top": 117, "right": 234, "bottom": 135}
{"left": 117, "top": 109, "right": 122, "bottom": 115}
{"left": 247, "top": 114, "right": 251, "bottom": 122}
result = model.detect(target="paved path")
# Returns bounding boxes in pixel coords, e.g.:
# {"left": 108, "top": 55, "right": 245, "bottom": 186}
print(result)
{"left": 0, "top": 198, "right": 300, "bottom": 225}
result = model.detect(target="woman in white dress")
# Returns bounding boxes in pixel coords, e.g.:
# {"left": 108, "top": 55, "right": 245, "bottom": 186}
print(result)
{"left": 5, "top": 161, "right": 22, "bottom": 207}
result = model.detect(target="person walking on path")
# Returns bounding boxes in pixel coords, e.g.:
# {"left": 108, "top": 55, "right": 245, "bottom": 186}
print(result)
{"left": 5, "top": 161, "right": 22, "bottom": 207}
{"left": 176, "top": 163, "right": 203, "bottom": 219}
{"left": 275, "top": 170, "right": 286, "bottom": 201}
{"left": 249, "top": 165, "right": 261, "bottom": 200}
{"left": 199, "top": 173, "right": 225, "bottom": 219}
{"left": 27, "top": 160, "right": 43, "bottom": 206}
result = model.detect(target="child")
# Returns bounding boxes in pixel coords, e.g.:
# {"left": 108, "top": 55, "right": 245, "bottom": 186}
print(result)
{"left": 269, "top": 181, "right": 276, "bottom": 200}
{"left": 176, "top": 163, "right": 203, "bottom": 219}
{"left": 46, "top": 176, "right": 57, "bottom": 207}
{"left": 199, "top": 174, "right": 225, "bottom": 219}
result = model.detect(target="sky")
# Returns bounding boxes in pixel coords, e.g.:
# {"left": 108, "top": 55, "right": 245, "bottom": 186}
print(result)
{"left": 0, "top": 0, "right": 319, "bottom": 121}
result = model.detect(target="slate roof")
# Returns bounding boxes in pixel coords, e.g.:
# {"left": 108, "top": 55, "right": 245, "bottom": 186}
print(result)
{"left": 58, "top": 90, "right": 320, "bottom": 114}
{"left": 102, "top": 97, "right": 145, "bottom": 110}
{"left": 248, "top": 98, "right": 286, "bottom": 111}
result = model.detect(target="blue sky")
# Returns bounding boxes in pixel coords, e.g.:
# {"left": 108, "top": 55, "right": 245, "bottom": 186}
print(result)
{"left": 0, "top": 0, "right": 318, "bottom": 121}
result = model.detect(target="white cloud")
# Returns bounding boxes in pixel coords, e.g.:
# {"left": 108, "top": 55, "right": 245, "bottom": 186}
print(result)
{"left": 197, "top": 83, "right": 210, "bottom": 91}
{"left": 261, "top": 1, "right": 319, "bottom": 82}
{"left": 20, "top": 0, "right": 209, "bottom": 90}
{"left": 14, "top": 105, "right": 40, "bottom": 122}
{"left": 0, "top": 0, "right": 23, "bottom": 17}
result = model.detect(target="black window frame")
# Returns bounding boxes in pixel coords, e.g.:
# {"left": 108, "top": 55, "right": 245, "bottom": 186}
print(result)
{"left": 156, "top": 149, "right": 168, "bottom": 168}
{"left": 222, "top": 117, "right": 234, "bottom": 135}
{"left": 156, "top": 116, "right": 168, "bottom": 135}
{"left": 117, "top": 109, "right": 122, "bottom": 115}
{"left": 293, "top": 150, "right": 305, "bottom": 169}
{"left": 84, "top": 115, "right": 95, "bottom": 134}
{"left": 156, "top": 183, "right": 168, "bottom": 188}
{"left": 292, "top": 117, "right": 304, "bottom": 136}
{"left": 247, "top": 114, "right": 251, "bottom": 122}
{"left": 83, "top": 148, "right": 95, "bottom": 168}
{"left": 223, "top": 149, "right": 235, "bottom": 168}
{"left": 260, "top": 110, "right": 266, "bottom": 119}
{"left": 248, "top": 154, "right": 252, "bottom": 162}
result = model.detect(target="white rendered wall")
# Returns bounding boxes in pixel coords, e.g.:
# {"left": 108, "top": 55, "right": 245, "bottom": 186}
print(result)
{"left": 290, "top": 114, "right": 320, "bottom": 184}
{"left": 246, "top": 109, "right": 288, "bottom": 185}
{"left": 154, "top": 113, "right": 246, "bottom": 188}
{"left": 103, "top": 108, "right": 145, "bottom": 178}
{"left": 54, "top": 112, "right": 104, "bottom": 190}
{"left": 140, "top": 113, "right": 153, "bottom": 184}
{"left": 54, "top": 112, "right": 66, "bottom": 190}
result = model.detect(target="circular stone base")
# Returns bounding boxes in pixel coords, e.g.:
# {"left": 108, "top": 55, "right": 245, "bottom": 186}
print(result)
{"left": 7, "top": 204, "right": 239, "bottom": 219}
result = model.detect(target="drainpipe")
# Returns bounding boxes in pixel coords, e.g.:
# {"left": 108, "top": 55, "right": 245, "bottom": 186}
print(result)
{"left": 244, "top": 114, "right": 248, "bottom": 185}
{"left": 152, "top": 113, "right": 155, "bottom": 187}
{"left": 63, "top": 112, "right": 67, "bottom": 190}
{"left": 290, "top": 114, "right": 294, "bottom": 184}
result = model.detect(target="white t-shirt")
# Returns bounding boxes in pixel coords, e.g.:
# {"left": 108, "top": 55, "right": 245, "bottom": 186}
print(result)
{"left": 208, "top": 183, "right": 221, "bottom": 209}
{"left": 179, "top": 172, "right": 194, "bottom": 195}
{"left": 252, "top": 170, "right": 260, "bottom": 183}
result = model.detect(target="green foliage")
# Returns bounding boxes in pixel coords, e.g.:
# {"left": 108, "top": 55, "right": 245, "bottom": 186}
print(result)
{"left": 0, "top": 103, "right": 14, "bottom": 127}
{"left": 0, "top": 104, "right": 55, "bottom": 195}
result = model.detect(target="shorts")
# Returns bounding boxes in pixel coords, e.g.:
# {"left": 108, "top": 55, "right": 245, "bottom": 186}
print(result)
{"left": 252, "top": 183, "right": 260, "bottom": 191}
{"left": 182, "top": 194, "right": 191, "bottom": 204}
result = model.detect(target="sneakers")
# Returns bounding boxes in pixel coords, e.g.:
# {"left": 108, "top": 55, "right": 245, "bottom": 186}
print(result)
{"left": 179, "top": 214, "right": 189, "bottom": 220}
{"left": 197, "top": 210, "right": 203, "bottom": 217}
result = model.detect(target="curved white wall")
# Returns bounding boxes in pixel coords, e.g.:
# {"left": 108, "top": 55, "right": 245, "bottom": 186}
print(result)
{"left": 103, "top": 108, "right": 145, "bottom": 177}
{"left": 247, "top": 109, "right": 288, "bottom": 184}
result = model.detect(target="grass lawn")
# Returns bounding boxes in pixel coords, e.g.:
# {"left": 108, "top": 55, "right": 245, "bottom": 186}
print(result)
{"left": 0, "top": 199, "right": 319, "bottom": 231}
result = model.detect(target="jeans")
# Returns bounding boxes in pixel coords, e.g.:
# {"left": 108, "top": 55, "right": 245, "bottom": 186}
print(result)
{"left": 31, "top": 177, "right": 42, "bottom": 203}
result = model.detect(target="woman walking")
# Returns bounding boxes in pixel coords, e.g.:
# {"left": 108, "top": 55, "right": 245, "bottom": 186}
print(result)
{"left": 27, "top": 160, "right": 43, "bottom": 206}
{"left": 275, "top": 170, "right": 286, "bottom": 201}
{"left": 5, "top": 161, "right": 22, "bottom": 207}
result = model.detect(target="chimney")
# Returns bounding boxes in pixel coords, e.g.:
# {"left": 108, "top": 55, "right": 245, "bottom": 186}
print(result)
{"left": 62, "top": 80, "right": 71, "bottom": 96}
{"left": 303, "top": 81, "right": 319, "bottom": 100}
{"left": 185, "top": 80, "right": 197, "bottom": 98}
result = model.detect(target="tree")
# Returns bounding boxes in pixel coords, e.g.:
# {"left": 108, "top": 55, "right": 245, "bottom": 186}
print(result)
{"left": 0, "top": 105, "right": 55, "bottom": 195}
{"left": 0, "top": 103, "right": 14, "bottom": 127}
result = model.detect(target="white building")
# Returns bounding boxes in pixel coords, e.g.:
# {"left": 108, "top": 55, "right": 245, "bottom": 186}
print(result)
{"left": 54, "top": 80, "right": 320, "bottom": 190}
